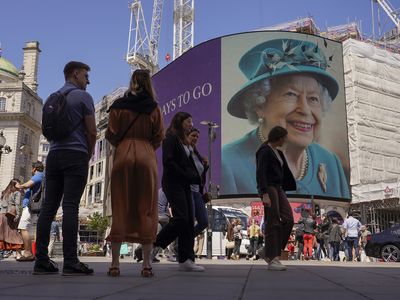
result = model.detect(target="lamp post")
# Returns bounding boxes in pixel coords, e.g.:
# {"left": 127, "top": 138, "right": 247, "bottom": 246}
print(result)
{"left": 200, "top": 120, "right": 218, "bottom": 259}
{"left": 0, "top": 130, "right": 12, "bottom": 164}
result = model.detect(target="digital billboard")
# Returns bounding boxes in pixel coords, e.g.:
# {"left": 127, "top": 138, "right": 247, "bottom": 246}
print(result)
{"left": 153, "top": 31, "right": 350, "bottom": 200}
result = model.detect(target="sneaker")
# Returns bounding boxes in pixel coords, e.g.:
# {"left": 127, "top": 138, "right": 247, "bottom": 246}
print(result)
{"left": 179, "top": 259, "right": 205, "bottom": 272}
{"left": 267, "top": 258, "right": 287, "bottom": 271}
{"left": 33, "top": 259, "right": 59, "bottom": 275}
{"left": 62, "top": 262, "right": 94, "bottom": 276}
{"left": 167, "top": 255, "right": 177, "bottom": 262}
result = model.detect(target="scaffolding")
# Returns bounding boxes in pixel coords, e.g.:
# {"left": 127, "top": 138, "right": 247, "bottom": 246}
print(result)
{"left": 258, "top": 16, "right": 320, "bottom": 35}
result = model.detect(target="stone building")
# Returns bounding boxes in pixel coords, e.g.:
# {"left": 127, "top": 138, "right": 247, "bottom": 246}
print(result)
{"left": 80, "top": 87, "right": 126, "bottom": 214}
{"left": 0, "top": 41, "right": 42, "bottom": 189}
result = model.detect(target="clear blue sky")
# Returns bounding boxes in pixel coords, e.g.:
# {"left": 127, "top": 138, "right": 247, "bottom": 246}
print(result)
{"left": 1, "top": 0, "right": 398, "bottom": 103}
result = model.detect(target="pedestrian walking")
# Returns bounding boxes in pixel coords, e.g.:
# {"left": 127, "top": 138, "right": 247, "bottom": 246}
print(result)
{"left": 328, "top": 217, "right": 342, "bottom": 261}
{"left": 299, "top": 212, "right": 316, "bottom": 260}
{"left": 317, "top": 213, "right": 331, "bottom": 260}
{"left": 232, "top": 218, "right": 243, "bottom": 260}
{"left": 342, "top": 211, "right": 361, "bottom": 262}
{"left": 154, "top": 112, "right": 205, "bottom": 272}
{"left": 105, "top": 69, "right": 164, "bottom": 278}
{"left": 359, "top": 225, "right": 372, "bottom": 262}
{"left": 255, "top": 126, "right": 296, "bottom": 271}
{"left": 34, "top": 61, "right": 96, "bottom": 275}
{"left": 186, "top": 128, "right": 209, "bottom": 237}
{"left": 0, "top": 179, "right": 23, "bottom": 258}
{"left": 247, "top": 219, "right": 260, "bottom": 260}
{"left": 225, "top": 219, "right": 235, "bottom": 259}
{"left": 16, "top": 161, "right": 44, "bottom": 262}
{"left": 48, "top": 219, "right": 60, "bottom": 258}
{"left": 294, "top": 223, "right": 304, "bottom": 260}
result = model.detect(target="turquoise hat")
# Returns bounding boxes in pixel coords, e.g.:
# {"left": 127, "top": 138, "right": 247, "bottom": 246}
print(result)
{"left": 227, "top": 39, "right": 339, "bottom": 119}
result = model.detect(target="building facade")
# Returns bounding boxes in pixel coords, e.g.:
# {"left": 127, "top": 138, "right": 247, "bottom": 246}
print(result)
{"left": 0, "top": 41, "right": 42, "bottom": 189}
{"left": 80, "top": 87, "right": 126, "bottom": 215}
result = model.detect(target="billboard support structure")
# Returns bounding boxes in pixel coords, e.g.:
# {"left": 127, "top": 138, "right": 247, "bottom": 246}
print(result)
{"left": 201, "top": 120, "right": 218, "bottom": 259}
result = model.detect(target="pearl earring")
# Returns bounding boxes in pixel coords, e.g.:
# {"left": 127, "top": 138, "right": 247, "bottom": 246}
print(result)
{"left": 258, "top": 117, "right": 264, "bottom": 125}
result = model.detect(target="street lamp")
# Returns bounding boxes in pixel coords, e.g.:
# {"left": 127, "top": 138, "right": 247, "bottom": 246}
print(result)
{"left": 200, "top": 120, "right": 218, "bottom": 259}
{"left": 0, "top": 130, "right": 12, "bottom": 163}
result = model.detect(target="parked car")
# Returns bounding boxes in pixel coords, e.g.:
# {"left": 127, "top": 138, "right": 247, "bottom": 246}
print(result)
{"left": 201, "top": 206, "right": 250, "bottom": 256}
{"left": 365, "top": 225, "right": 400, "bottom": 262}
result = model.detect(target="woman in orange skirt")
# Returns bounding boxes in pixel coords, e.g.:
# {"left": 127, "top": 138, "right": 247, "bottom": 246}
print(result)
{"left": 0, "top": 179, "right": 24, "bottom": 258}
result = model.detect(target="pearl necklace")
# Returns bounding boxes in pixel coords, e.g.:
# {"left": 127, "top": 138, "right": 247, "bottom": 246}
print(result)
{"left": 298, "top": 150, "right": 309, "bottom": 180}
{"left": 257, "top": 126, "right": 266, "bottom": 143}
{"left": 258, "top": 126, "right": 308, "bottom": 180}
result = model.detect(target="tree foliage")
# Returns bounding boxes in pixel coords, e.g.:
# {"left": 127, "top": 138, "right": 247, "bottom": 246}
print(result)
{"left": 87, "top": 212, "right": 109, "bottom": 238}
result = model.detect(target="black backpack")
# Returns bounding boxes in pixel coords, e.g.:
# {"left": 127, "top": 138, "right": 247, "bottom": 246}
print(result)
{"left": 42, "top": 88, "right": 79, "bottom": 141}
{"left": 28, "top": 175, "right": 45, "bottom": 214}
{"left": 295, "top": 223, "right": 305, "bottom": 238}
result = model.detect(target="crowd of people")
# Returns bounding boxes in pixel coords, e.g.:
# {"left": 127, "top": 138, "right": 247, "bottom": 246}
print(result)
{"left": 0, "top": 60, "right": 375, "bottom": 279}
{"left": 0, "top": 162, "right": 48, "bottom": 262}
{"left": 290, "top": 211, "right": 372, "bottom": 262}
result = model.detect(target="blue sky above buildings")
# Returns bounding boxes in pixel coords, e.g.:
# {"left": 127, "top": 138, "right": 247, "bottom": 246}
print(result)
{"left": 1, "top": 0, "right": 398, "bottom": 102}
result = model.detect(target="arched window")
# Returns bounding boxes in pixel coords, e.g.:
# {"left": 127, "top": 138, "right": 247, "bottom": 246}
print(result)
{"left": 0, "top": 97, "right": 6, "bottom": 111}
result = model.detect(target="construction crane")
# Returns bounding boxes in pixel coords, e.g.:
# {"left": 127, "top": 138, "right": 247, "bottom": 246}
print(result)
{"left": 173, "top": 0, "right": 195, "bottom": 60}
{"left": 126, "top": 0, "right": 194, "bottom": 74}
{"left": 126, "top": 0, "right": 162, "bottom": 74}
{"left": 376, "top": 0, "right": 400, "bottom": 29}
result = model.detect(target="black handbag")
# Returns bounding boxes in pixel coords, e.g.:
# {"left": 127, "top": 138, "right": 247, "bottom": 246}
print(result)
{"left": 28, "top": 179, "right": 44, "bottom": 214}
{"left": 202, "top": 191, "right": 211, "bottom": 204}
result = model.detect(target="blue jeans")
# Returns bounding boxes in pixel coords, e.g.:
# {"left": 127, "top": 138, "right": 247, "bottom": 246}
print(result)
{"left": 36, "top": 150, "right": 89, "bottom": 265}
{"left": 330, "top": 241, "right": 340, "bottom": 261}
{"left": 345, "top": 236, "right": 360, "bottom": 261}
{"left": 192, "top": 191, "right": 208, "bottom": 237}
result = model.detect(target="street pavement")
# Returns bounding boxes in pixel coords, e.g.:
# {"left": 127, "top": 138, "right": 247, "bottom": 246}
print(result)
{"left": 1, "top": 257, "right": 399, "bottom": 300}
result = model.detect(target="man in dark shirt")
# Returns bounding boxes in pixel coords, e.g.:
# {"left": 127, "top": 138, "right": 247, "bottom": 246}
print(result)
{"left": 33, "top": 61, "right": 97, "bottom": 276}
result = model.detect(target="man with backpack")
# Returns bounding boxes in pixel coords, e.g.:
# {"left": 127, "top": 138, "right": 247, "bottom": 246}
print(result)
{"left": 16, "top": 161, "right": 44, "bottom": 262}
{"left": 294, "top": 223, "right": 304, "bottom": 260}
{"left": 33, "top": 61, "right": 97, "bottom": 276}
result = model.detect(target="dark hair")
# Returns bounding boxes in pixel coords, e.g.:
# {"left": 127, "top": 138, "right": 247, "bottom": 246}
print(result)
{"left": 32, "top": 161, "right": 44, "bottom": 172}
{"left": 167, "top": 112, "right": 192, "bottom": 141}
{"left": 267, "top": 126, "right": 288, "bottom": 143}
{"left": 347, "top": 211, "right": 353, "bottom": 217}
{"left": 128, "top": 69, "right": 157, "bottom": 100}
{"left": 63, "top": 61, "right": 91, "bottom": 80}
{"left": 189, "top": 128, "right": 200, "bottom": 134}
{"left": 1, "top": 178, "right": 20, "bottom": 200}
{"left": 331, "top": 217, "right": 339, "bottom": 224}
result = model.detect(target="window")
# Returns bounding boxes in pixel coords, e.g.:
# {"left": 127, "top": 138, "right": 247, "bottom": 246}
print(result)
{"left": 88, "top": 185, "right": 93, "bottom": 205}
{"left": 89, "top": 166, "right": 94, "bottom": 180}
{"left": 98, "top": 140, "right": 104, "bottom": 158}
{"left": 212, "top": 209, "right": 226, "bottom": 232}
{"left": 0, "top": 97, "right": 6, "bottom": 111}
{"left": 94, "top": 182, "right": 102, "bottom": 202}
{"left": 42, "top": 143, "right": 49, "bottom": 152}
{"left": 96, "top": 161, "right": 103, "bottom": 177}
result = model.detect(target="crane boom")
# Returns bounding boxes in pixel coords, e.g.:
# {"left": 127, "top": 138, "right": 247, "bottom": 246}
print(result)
{"left": 173, "top": 0, "right": 195, "bottom": 60}
{"left": 150, "top": 0, "right": 164, "bottom": 69}
{"left": 127, "top": 0, "right": 156, "bottom": 73}
{"left": 376, "top": 0, "right": 400, "bottom": 29}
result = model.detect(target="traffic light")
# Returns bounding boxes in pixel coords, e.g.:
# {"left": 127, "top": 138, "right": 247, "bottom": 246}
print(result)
{"left": 314, "top": 204, "right": 321, "bottom": 216}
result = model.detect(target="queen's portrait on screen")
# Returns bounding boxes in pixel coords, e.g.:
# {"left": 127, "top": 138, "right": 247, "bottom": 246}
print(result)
{"left": 221, "top": 33, "right": 350, "bottom": 199}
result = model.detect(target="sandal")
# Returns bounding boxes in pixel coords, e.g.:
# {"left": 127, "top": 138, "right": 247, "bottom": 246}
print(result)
{"left": 107, "top": 267, "right": 120, "bottom": 277}
{"left": 141, "top": 267, "right": 154, "bottom": 278}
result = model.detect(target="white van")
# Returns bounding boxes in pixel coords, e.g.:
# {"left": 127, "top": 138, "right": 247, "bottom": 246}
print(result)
{"left": 201, "top": 206, "right": 250, "bottom": 257}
